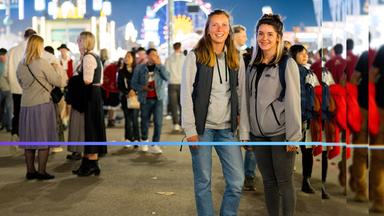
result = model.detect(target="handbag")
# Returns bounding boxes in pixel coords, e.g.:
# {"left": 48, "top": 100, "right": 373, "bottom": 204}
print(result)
{"left": 27, "top": 65, "right": 63, "bottom": 103}
{"left": 127, "top": 95, "right": 140, "bottom": 109}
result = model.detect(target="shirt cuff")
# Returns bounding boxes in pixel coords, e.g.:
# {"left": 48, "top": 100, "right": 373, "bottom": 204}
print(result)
{"left": 239, "top": 131, "right": 250, "bottom": 141}
{"left": 184, "top": 127, "right": 198, "bottom": 138}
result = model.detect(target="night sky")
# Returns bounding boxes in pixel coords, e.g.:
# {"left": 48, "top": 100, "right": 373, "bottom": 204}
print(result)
{"left": 3, "top": 0, "right": 337, "bottom": 44}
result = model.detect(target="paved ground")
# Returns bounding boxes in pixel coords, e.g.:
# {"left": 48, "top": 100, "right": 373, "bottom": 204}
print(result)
{"left": 0, "top": 116, "right": 380, "bottom": 216}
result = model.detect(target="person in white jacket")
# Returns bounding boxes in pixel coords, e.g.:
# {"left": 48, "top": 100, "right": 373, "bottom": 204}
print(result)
{"left": 165, "top": 42, "right": 185, "bottom": 132}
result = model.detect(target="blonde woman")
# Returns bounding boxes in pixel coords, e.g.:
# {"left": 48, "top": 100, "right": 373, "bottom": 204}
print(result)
{"left": 16, "top": 34, "right": 67, "bottom": 180}
{"left": 71, "top": 31, "right": 106, "bottom": 177}
{"left": 181, "top": 9, "right": 245, "bottom": 215}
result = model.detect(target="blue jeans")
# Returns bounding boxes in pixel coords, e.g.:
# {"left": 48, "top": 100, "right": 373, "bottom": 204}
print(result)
{"left": 190, "top": 128, "right": 244, "bottom": 216}
{"left": 140, "top": 99, "right": 163, "bottom": 142}
{"left": 244, "top": 149, "right": 257, "bottom": 178}
{"left": 121, "top": 96, "right": 140, "bottom": 141}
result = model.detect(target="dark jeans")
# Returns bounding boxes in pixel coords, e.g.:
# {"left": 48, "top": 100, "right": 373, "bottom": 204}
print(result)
{"left": 251, "top": 133, "right": 296, "bottom": 216}
{"left": 11, "top": 94, "right": 21, "bottom": 136}
{"left": 121, "top": 96, "right": 140, "bottom": 141}
{"left": 244, "top": 149, "right": 257, "bottom": 177}
{"left": 300, "top": 146, "right": 313, "bottom": 178}
{"left": 168, "top": 84, "right": 181, "bottom": 125}
{"left": 140, "top": 99, "right": 163, "bottom": 142}
{"left": 0, "top": 90, "right": 13, "bottom": 130}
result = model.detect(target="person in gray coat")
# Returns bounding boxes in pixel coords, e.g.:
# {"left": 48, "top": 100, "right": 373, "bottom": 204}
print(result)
{"left": 16, "top": 34, "right": 67, "bottom": 180}
{"left": 239, "top": 14, "right": 302, "bottom": 216}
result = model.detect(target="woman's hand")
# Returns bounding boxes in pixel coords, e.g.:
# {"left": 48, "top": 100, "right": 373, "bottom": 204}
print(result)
{"left": 187, "top": 135, "right": 199, "bottom": 150}
{"left": 128, "top": 90, "right": 136, "bottom": 97}
{"left": 286, "top": 145, "right": 298, "bottom": 152}
{"left": 243, "top": 145, "right": 252, "bottom": 151}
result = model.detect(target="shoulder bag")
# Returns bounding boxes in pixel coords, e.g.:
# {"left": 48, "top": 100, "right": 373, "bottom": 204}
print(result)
{"left": 26, "top": 65, "right": 63, "bottom": 103}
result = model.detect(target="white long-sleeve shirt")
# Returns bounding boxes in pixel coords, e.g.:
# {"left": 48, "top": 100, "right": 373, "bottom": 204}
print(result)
{"left": 165, "top": 52, "right": 185, "bottom": 84}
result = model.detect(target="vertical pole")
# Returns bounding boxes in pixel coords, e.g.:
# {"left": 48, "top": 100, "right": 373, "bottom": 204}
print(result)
{"left": 18, "top": 0, "right": 24, "bottom": 20}
{"left": 167, "top": 0, "right": 174, "bottom": 57}
{"left": 5, "top": 0, "right": 11, "bottom": 35}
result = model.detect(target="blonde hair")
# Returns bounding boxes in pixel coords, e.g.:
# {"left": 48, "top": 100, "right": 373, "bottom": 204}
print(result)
{"left": 78, "top": 31, "right": 95, "bottom": 53}
{"left": 194, "top": 9, "right": 239, "bottom": 70}
{"left": 251, "top": 14, "right": 285, "bottom": 66}
{"left": 24, "top": 34, "right": 43, "bottom": 65}
{"left": 100, "top": 48, "right": 109, "bottom": 61}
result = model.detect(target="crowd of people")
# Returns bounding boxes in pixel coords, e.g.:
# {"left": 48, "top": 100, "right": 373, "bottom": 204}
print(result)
{"left": 0, "top": 8, "right": 383, "bottom": 216}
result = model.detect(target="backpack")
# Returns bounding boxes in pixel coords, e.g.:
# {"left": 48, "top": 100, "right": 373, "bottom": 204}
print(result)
{"left": 277, "top": 55, "right": 315, "bottom": 122}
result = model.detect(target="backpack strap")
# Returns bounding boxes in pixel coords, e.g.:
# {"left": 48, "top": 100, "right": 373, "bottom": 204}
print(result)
{"left": 277, "top": 55, "right": 290, "bottom": 102}
{"left": 191, "top": 50, "right": 202, "bottom": 98}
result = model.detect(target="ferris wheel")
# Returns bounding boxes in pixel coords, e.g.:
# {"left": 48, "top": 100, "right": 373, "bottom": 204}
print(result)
{"left": 141, "top": 0, "right": 212, "bottom": 46}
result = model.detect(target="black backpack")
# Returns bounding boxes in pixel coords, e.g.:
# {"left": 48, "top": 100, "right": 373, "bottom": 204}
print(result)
{"left": 277, "top": 55, "right": 315, "bottom": 122}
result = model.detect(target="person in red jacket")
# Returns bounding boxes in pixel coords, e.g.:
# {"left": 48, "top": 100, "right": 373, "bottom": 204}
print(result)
{"left": 346, "top": 39, "right": 359, "bottom": 82}
{"left": 311, "top": 48, "right": 328, "bottom": 82}
{"left": 58, "top": 44, "right": 74, "bottom": 78}
{"left": 102, "top": 60, "right": 122, "bottom": 127}
{"left": 336, "top": 40, "right": 358, "bottom": 191}
{"left": 325, "top": 44, "right": 347, "bottom": 85}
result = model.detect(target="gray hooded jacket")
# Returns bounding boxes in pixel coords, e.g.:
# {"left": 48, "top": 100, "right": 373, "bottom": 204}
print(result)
{"left": 239, "top": 57, "right": 302, "bottom": 141}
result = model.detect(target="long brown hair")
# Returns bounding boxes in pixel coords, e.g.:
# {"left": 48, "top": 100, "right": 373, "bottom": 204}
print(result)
{"left": 24, "top": 34, "right": 43, "bottom": 65}
{"left": 251, "top": 14, "right": 285, "bottom": 66}
{"left": 123, "top": 51, "right": 136, "bottom": 72}
{"left": 194, "top": 9, "right": 239, "bottom": 70}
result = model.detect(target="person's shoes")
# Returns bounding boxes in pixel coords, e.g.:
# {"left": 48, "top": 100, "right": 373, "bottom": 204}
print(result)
{"left": 9, "top": 145, "right": 19, "bottom": 154}
{"left": 26, "top": 172, "right": 38, "bottom": 180}
{"left": 77, "top": 160, "right": 100, "bottom": 177}
{"left": 348, "top": 165, "right": 357, "bottom": 192}
{"left": 10, "top": 134, "right": 19, "bottom": 142}
{"left": 370, "top": 202, "right": 384, "bottom": 213}
{"left": 36, "top": 172, "right": 55, "bottom": 180}
{"left": 51, "top": 147, "right": 63, "bottom": 153}
{"left": 353, "top": 192, "right": 368, "bottom": 202}
{"left": 140, "top": 141, "right": 149, "bottom": 152}
{"left": 173, "top": 124, "right": 181, "bottom": 132}
{"left": 243, "top": 176, "right": 256, "bottom": 191}
{"left": 322, "top": 184, "right": 331, "bottom": 199}
{"left": 165, "top": 115, "right": 172, "bottom": 120}
{"left": 338, "top": 161, "right": 346, "bottom": 187}
{"left": 302, "top": 177, "right": 316, "bottom": 194}
{"left": 72, "top": 158, "right": 89, "bottom": 175}
{"left": 66, "top": 152, "right": 82, "bottom": 160}
{"left": 124, "top": 139, "right": 133, "bottom": 148}
{"left": 148, "top": 145, "right": 162, "bottom": 154}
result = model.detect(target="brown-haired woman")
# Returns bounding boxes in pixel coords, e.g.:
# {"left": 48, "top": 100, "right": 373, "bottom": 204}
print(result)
{"left": 181, "top": 9, "right": 245, "bottom": 216}
{"left": 117, "top": 51, "right": 140, "bottom": 144}
{"left": 16, "top": 34, "right": 67, "bottom": 180}
{"left": 239, "top": 14, "right": 301, "bottom": 216}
